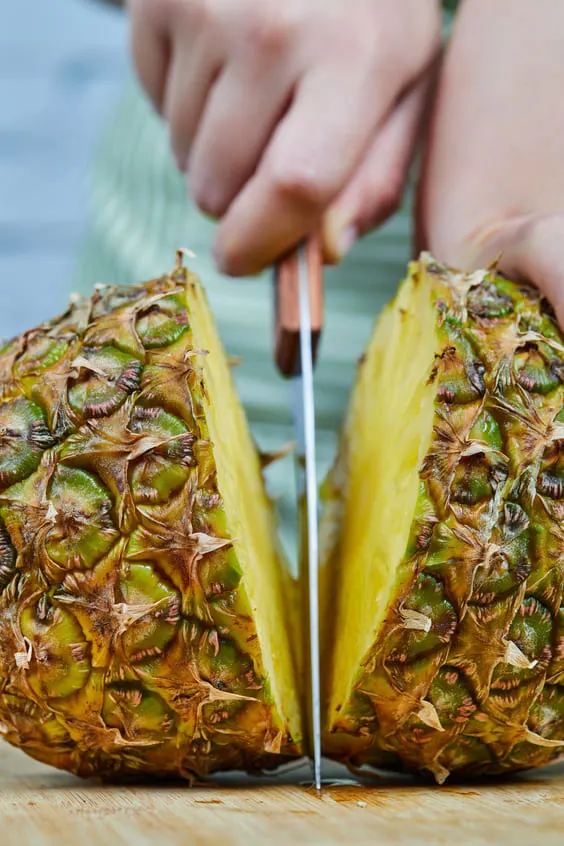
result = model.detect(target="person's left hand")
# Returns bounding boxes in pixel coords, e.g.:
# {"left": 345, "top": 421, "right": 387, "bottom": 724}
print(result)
{"left": 417, "top": 0, "right": 564, "bottom": 326}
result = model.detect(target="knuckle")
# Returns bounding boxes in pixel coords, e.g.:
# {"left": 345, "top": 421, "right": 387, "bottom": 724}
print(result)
{"left": 182, "top": 0, "right": 211, "bottom": 29}
{"left": 337, "top": 30, "right": 376, "bottom": 68}
{"left": 330, "top": 21, "right": 398, "bottom": 75}
{"left": 246, "top": 8, "right": 292, "bottom": 56}
{"left": 270, "top": 161, "right": 333, "bottom": 209}
{"left": 369, "top": 34, "right": 402, "bottom": 77}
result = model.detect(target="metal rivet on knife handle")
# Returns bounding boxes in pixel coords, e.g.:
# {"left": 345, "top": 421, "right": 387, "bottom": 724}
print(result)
{"left": 274, "top": 236, "right": 324, "bottom": 377}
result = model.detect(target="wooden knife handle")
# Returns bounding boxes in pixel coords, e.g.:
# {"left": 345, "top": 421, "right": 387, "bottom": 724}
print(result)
{"left": 273, "top": 235, "right": 324, "bottom": 378}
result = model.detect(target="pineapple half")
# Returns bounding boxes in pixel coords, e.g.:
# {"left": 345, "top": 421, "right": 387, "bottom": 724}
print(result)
{"left": 0, "top": 253, "right": 302, "bottom": 780}
{"left": 322, "top": 253, "right": 564, "bottom": 782}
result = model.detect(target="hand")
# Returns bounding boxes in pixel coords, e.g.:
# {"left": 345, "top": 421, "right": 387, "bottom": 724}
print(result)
{"left": 417, "top": 0, "right": 564, "bottom": 326}
{"left": 127, "top": 0, "right": 441, "bottom": 275}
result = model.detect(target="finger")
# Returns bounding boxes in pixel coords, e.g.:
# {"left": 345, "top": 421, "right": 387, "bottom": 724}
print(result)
{"left": 214, "top": 66, "right": 399, "bottom": 276}
{"left": 163, "top": 32, "right": 224, "bottom": 173}
{"left": 128, "top": 0, "right": 172, "bottom": 113}
{"left": 322, "top": 72, "right": 433, "bottom": 265}
{"left": 188, "top": 58, "right": 294, "bottom": 220}
{"left": 416, "top": 0, "right": 564, "bottom": 267}
{"left": 467, "top": 213, "right": 564, "bottom": 330}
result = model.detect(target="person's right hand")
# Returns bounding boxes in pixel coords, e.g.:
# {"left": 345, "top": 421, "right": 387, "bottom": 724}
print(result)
{"left": 127, "top": 0, "right": 441, "bottom": 275}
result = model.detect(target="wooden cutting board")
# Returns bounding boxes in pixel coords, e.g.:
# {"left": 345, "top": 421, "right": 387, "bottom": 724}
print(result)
{"left": 1, "top": 743, "right": 563, "bottom": 846}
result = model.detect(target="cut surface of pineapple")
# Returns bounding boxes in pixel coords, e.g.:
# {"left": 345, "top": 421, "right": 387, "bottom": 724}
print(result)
{"left": 0, "top": 254, "right": 302, "bottom": 780}
{"left": 326, "top": 263, "right": 438, "bottom": 728}
{"left": 187, "top": 273, "right": 302, "bottom": 746}
{"left": 323, "top": 254, "right": 564, "bottom": 782}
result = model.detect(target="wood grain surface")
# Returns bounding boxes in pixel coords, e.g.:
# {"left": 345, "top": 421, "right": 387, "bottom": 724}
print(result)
{"left": 1, "top": 744, "right": 563, "bottom": 846}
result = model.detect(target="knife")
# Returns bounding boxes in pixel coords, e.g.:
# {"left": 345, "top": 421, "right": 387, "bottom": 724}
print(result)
{"left": 274, "top": 237, "right": 323, "bottom": 791}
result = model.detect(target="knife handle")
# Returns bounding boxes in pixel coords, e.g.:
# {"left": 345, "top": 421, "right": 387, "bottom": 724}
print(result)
{"left": 273, "top": 235, "right": 324, "bottom": 378}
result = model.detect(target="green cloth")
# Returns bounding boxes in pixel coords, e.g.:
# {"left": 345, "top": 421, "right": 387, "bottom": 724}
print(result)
{"left": 74, "top": 66, "right": 434, "bottom": 565}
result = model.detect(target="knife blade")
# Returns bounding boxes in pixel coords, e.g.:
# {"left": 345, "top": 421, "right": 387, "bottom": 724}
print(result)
{"left": 274, "top": 238, "right": 323, "bottom": 791}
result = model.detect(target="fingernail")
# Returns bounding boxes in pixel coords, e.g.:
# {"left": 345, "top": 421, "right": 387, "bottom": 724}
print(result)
{"left": 335, "top": 224, "right": 358, "bottom": 260}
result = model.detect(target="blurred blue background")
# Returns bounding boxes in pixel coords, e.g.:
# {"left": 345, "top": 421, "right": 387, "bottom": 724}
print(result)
{"left": 1, "top": 0, "right": 128, "bottom": 339}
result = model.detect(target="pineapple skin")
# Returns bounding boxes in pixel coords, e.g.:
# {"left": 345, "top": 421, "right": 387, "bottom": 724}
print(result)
{"left": 325, "top": 254, "right": 564, "bottom": 783}
{"left": 0, "top": 257, "right": 299, "bottom": 780}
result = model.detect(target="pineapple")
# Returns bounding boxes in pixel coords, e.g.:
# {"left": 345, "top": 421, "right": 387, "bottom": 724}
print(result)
{"left": 0, "top": 253, "right": 302, "bottom": 780}
{"left": 3, "top": 249, "right": 563, "bottom": 785}
{"left": 322, "top": 253, "right": 564, "bottom": 782}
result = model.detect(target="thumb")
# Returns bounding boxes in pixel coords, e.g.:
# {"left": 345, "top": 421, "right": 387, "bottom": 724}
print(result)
{"left": 469, "top": 213, "right": 564, "bottom": 329}
{"left": 321, "top": 72, "right": 433, "bottom": 265}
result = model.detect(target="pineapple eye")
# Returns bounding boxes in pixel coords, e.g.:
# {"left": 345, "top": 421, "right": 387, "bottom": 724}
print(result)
{"left": 491, "top": 598, "right": 553, "bottom": 694}
{"left": 0, "top": 398, "right": 56, "bottom": 490}
{"left": 471, "top": 546, "right": 531, "bottom": 606}
{"left": 102, "top": 685, "right": 176, "bottom": 740}
{"left": 427, "top": 666, "right": 477, "bottom": 726}
{"left": 404, "top": 483, "right": 437, "bottom": 557}
{"left": 450, "top": 455, "right": 495, "bottom": 506}
{"left": 435, "top": 341, "right": 486, "bottom": 405}
{"left": 514, "top": 344, "right": 562, "bottom": 395}
{"left": 91, "top": 285, "right": 141, "bottom": 318}
{"left": 509, "top": 597, "right": 553, "bottom": 667}
{"left": 538, "top": 444, "right": 564, "bottom": 500}
{"left": 0, "top": 693, "right": 72, "bottom": 746}
{"left": 528, "top": 685, "right": 564, "bottom": 741}
{"left": 468, "top": 408, "right": 503, "bottom": 451}
{"left": 467, "top": 278, "right": 514, "bottom": 319}
{"left": 45, "top": 466, "right": 120, "bottom": 570}
{"left": 0, "top": 517, "right": 16, "bottom": 592}
{"left": 128, "top": 407, "right": 196, "bottom": 505}
{"left": 14, "top": 334, "right": 70, "bottom": 378}
{"left": 68, "top": 346, "right": 143, "bottom": 420}
{"left": 387, "top": 573, "right": 458, "bottom": 665}
{"left": 117, "top": 563, "right": 180, "bottom": 665}
{"left": 450, "top": 451, "right": 508, "bottom": 508}
{"left": 135, "top": 295, "right": 189, "bottom": 349}
{"left": 20, "top": 598, "right": 91, "bottom": 700}
{"left": 196, "top": 626, "right": 259, "bottom": 697}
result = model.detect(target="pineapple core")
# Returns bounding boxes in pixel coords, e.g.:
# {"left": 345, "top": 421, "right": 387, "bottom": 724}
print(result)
{"left": 188, "top": 279, "right": 303, "bottom": 746}
{"left": 326, "top": 272, "right": 437, "bottom": 726}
